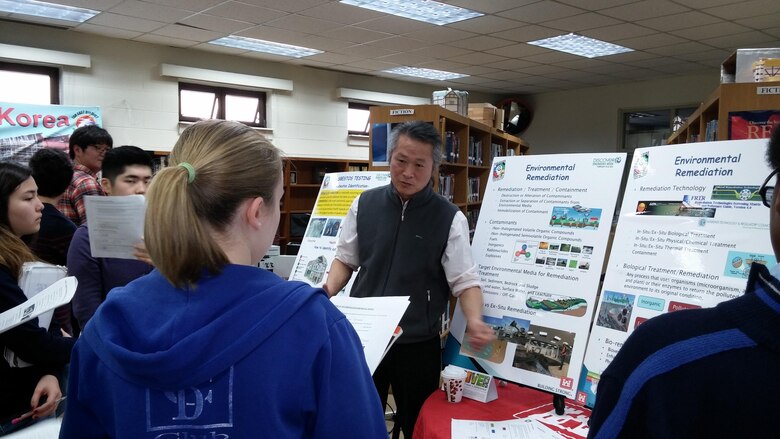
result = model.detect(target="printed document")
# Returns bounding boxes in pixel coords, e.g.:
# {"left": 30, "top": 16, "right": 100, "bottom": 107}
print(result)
{"left": 0, "top": 277, "right": 77, "bottom": 335}
{"left": 331, "top": 296, "right": 409, "bottom": 374}
{"left": 85, "top": 195, "right": 145, "bottom": 259}
{"left": 451, "top": 419, "right": 560, "bottom": 439}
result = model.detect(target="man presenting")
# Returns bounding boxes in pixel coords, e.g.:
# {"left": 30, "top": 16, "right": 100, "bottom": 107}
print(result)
{"left": 325, "top": 121, "right": 495, "bottom": 438}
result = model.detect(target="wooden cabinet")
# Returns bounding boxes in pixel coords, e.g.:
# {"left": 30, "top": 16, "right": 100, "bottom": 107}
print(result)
{"left": 368, "top": 104, "right": 529, "bottom": 237}
{"left": 667, "top": 83, "right": 780, "bottom": 144}
{"left": 279, "top": 157, "right": 368, "bottom": 253}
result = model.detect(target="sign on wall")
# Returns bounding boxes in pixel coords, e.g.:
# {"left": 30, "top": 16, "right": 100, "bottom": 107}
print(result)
{"left": 0, "top": 102, "right": 103, "bottom": 164}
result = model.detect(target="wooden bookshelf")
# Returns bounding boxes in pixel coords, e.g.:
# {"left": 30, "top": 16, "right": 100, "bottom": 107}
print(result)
{"left": 667, "top": 83, "right": 780, "bottom": 144}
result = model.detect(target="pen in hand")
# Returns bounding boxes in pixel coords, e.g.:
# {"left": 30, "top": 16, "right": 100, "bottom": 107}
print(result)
{"left": 11, "top": 396, "right": 66, "bottom": 424}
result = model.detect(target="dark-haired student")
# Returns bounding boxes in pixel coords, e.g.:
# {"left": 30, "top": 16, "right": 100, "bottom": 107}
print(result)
{"left": 588, "top": 125, "right": 780, "bottom": 438}
{"left": 0, "top": 162, "right": 73, "bottom": 435}
{"left": 57, "top": 125, "right": 113, "bottom": 225}
{"left": 68, "top": 146, "right": 153, "bottom": 331}
{"left": 27, "top": 148, "right": 78, "bottom": 335}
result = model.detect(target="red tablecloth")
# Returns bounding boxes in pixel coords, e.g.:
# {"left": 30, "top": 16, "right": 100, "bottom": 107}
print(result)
{"left": 412, "top": 383, "right": 591, "bottom": 439}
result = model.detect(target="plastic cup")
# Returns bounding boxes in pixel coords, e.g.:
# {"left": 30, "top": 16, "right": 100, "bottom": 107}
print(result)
{"left": 441, "top": 366, "right": 467, "bottom": 403}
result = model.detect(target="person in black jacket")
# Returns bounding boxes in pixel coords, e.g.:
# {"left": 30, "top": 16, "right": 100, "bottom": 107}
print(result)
{"left": 0, "top": 162, "right": 74, "bottom": 434}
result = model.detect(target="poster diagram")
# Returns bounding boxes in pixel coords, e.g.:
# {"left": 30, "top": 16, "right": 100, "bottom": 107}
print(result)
{"left": 445, "top": 153, "right": 626, "bottom": 399}
{"left": 289, "top": 172, "right": 390, "bottom": 290}
{"left": 578, "top": 139, "right": 776, "bottom": 407}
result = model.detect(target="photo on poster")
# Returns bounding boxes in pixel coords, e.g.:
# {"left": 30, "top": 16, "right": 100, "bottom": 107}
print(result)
{"left": 525, "top": 292, "right": 588, "bottom": 317}
{"left": 596, "top": 291, "right": 636, "bottom": 333}
{"left": 539, "top": 241, "right": 550, "bottom": 250}
{"left": 559, "top": 243, "right": 572, "bottom": 252}
{"left": 305, "top": 218, "right": 327, "bottom": 238}
{"left": 460, "top": 315, "right": 511, "bottom": 364}
{"left": 549, "top": 244, "right": 560, "bottom": 251}
{"left": 556, "top": 258, "right": 567, "bottom": 267}
{"left": 511, "top": 324, "right": 576, "bottom": 379}
{"left": 723, "top": 250, "right": 775, "bottom": 279}
{"left": 322, "top": 218, "right": 342, "bottom": 237}
{"left": 636, "top": 201, "right": 716, "bottom": 217}
{"left": 582, "top": 246, "right": 593, "bottom": 255}
{"left": 549, "top": 206, "right": 602, "bottom": 230}
{"left": 304, "top": 255, "right": 328, "bottom": 284}
{"left": 570, "top": 245, "right": 581, "bottom": 254}
{"left": 511, "top": 241, "right": 536, "bottom": 264}
{"left": 711, "top": 185, "right": 761, "bottom": 202}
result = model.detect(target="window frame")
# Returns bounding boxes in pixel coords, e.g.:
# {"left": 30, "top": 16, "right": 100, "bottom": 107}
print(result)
{"left": 347, "top": 102, "right": 371, "bottom": 136}
{"left": 178, "top": 82, "right": 267, "bottom": 128}
{"left": 0, "top": 61, "right": 60, "bottom": 104}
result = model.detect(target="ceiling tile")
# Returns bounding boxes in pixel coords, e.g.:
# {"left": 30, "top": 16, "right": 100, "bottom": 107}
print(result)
{"left": 542, "top": 12, "right": 622, "bottom": 32}
{"left": 178, "top": 14, "right": 254, "bottom": 34}
{"left": 265, "top": 14, "right": 342, "bottom": 34}
{"left": 552, "top": 58, "right": 615, "bottom": 69}
{"left": 152, "top": 24, "right": 222, "bottom": 42}
{"left": 703, "top": 0, "right": 780, "bottom": 20}
{"left": 448, "top": 35, "right": 516, "bottom": 51}
{"left": 355, "top": 15, "right": 433, "bottom": 34}
{"left": 480, "top": 70, "right": 531, "bottom": 81}
{"left": 296, "top": 35, "right": 354, "bottom": 51}
{"left": 765, "top": 27, "right": 780, "bottom": 38}
{"left": 667, "top": 0, "right": 737, "bottom": 8}
{"left": 580, "top": 62, "right": 640, "bottom": 74}
{"left": 235, "top": 26, "right": 309, "bottom": 44}
{"left": 483, "top": 43, "right": 548, "bottom": 58}
{"left": 191, "top": 42, "right": 249, "bottom": 55}
{"left": 670, "top": 21, "right": 753, "bottom": 40}
{"left": 407, "top": 45, "right": 474, "bottom": 59}
{"left": 318, "top": 26, "right": 392, "bottom": 44}
{"left": 498, "top": 1, "right": 586, "bottom": 22}
{"left": 456, "top": 65, "right": 501, "bottom": 75}
{"left": 645, "top": 41, "right": 716, "bottom": 57}
{"left": 581, "top": 23, "right": 657, "bottom": 41}
{"left": 374, "top": 52, "right": 431, "bottom": 66}
{"left": 484, "top": 58, "right": 541, "bottom": 70}
{"left": 522, "top": 51, "right": 581, "bottom": 64}
{"left": 626, "top": 56, "right": 681, "bottom": 69}
{"left": 107, "top": 0, "right": 192, "bottom": 23}
{"left": 87, "top": 12, "right": 165, "bottom": 32}
{"left": 285, "top": 59, "right": 336, "bottom": 68}
{"left": 699, "top": 30, "right": 778, "bottom": 49}
{"left": 614, "top": 32, "right": 688, "bottom": 50}
{"left": 244, "top": 52, "right": 295, "bottom": 62}
{"left": 554, "top": 0, "right": 643, "bottom": 10}
{"left": 416, "top": 60, "right": 471, "bottom": 72}
{"left": 48, "top": 0, "right": 122, "bottom": 9}
{"left": 331, "top": 44, "right": 398, "bottom": 59}
{"left": 448, "top": 52, "right": 508, "bottom": 65}
{"left": 297, "top": 2, "right": 384, "bottom": 24}
{"left": 636, "top": 11, "right": 722, "bottom": 32}
{"left": 735, "top": 13, "right": 780, "bottom": 30}
{"left": 134, "top": 34, "right": 199, "bottom": 47}
{"left": 442, "top": 0, "right": 538, "bottom": 14}
{"left": 205, "top": 2, "right": 288, "bottom": 23}
{"left": 367, "top": 36, "right": 430, "bottom": 52}
{"left": 489, "top": 25, "right": 561, "bottom": 43}
{"left": 516, "top": 64, "right": 567, "bottom": 75}
{"left": 602, "top": 50, "right": 658, "bottom": 62}
{"left": 598, "top": 1, "right": 690, "bottom": 21}
{"left": 305, "top": 52, "right": 362, "bottom": 64}
{"left": 403, "top": 27, "right": 477, "bottom": 44}
{"left": 74, "top": 23, "right": 143, "bottom": 39}
{"left": 132, "top": 0, "right": 223, "bottom": 10}
{"left": 446, "top": 15, "right": 523, "bottom": 34}
{"left": 248, "top": 0, "right": 330, "bottom": 13}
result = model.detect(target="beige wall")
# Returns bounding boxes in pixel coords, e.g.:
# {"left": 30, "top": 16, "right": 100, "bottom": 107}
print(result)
{"left": 0, "top": 21, "right": 498, "bottom": 158}
{"left": 521, "top": 72, "right": 721, "bottom": 155}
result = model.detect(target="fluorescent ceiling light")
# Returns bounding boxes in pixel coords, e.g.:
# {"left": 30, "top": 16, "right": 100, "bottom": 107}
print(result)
{"left": 383, "top": 66, "right": 467, "bottom": 81}
{"left": 340, "top": 0, "right": 482, "bottom": 25}
{"left": 209, "top": 36, "right": 323, "bottom": 58}
{"left": 528, "top": 33, "right": 633, "bottom": 58}
{"left": 0, "top": 0, "right": 98, "bottom": 22}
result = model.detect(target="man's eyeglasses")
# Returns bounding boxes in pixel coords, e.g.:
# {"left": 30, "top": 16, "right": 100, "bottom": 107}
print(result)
{"left": 91, "top": 144, "right": 112, "bottom": 153}
{"left": 759, "top": 168, "right": 778, "bottom": 208}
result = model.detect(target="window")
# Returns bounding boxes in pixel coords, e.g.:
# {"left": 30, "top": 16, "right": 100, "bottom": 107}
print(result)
{"left": 348, "top": 102, "right": 370, "bottom": 135}
{"left": 179, "top": 83, "right": 266, "bottom": 127}
{"left": 0, "top": 62, "right": 59, "bottom": 104}
{"left": 622, "top": 105, "right": 696, "bottom": 151}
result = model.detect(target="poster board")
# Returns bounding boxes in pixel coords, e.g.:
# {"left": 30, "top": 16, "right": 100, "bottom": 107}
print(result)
{"left": 577, "top": 139, "right": 775, "bottom": 406}
{"left": 289, "top": 171, "right": 390, "bottom": 291}
{"left": 445, "top": 153, "right": 626, "bottom": 399}
{"left": 0, "top": 102, "right": 103, "bottom": 164}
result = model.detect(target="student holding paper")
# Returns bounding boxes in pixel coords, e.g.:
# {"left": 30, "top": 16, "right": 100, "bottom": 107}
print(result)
{"left": 67, "top": 146, "right": 153, "bottom": 332}
{"left": 588, "top": 126, "right": 780, "bottom": 438}
{"left": 60, "top": 120, "right": 387, "bottom": 438}
{"left": 58, "top": 125, "right": 113, "bottom": 226}
{"left": 0, "top": 162, "right": 74, "bottom": 433}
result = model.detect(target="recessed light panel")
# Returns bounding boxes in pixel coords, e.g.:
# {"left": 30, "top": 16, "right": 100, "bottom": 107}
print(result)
{"left": 209, "top": 36, "right": 323, "bottom": 58}
{"left": 528, "top": 33, "right": 633, "bottom": 58}
{"left": 383, "top": 66, "right": 467, "bottom": 81}
{"left": 340, "top": 0, "right": 482, "bottom": 25}
{"left": 0, "top": 0, "right": 98, "bottom": 23}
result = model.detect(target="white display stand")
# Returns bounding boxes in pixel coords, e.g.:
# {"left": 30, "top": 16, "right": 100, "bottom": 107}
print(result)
{"left": 578, "top": 139, "right": 773, "bottom": 406}
{"left": 445, "top": 153, "right": 626, "bottom": 400}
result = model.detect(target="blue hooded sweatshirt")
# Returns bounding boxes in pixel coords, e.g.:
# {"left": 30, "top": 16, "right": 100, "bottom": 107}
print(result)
{"left": 59, "top": 265, "right": 387, "bottom": 438}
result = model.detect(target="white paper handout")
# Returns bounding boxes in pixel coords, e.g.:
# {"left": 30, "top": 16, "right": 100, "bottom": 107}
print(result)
{"left": 330, "top": 295, "right": 409, "bottom": 374}
{"left": 0, "top": 277, "right": 77, "bottom": 335}
{"left": 451, "top": 418, "right": 560, "bottom": 439}
{"left": 84, "top": 195, "right": 145, "bottom": 259}
{"left": 18, "top": 262, "right": 67, "bottom": 331}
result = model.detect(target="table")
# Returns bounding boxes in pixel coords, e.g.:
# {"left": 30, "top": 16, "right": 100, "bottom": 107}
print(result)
{"left": 412, "top": 383, "right": 591, "bottom": 439}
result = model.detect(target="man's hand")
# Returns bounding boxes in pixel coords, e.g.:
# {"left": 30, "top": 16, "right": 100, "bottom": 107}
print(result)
{"left": 29, "top": 375, "right": 62, "bottom": 420}
{"left": 133, "top": 240, "right": 153, "bottom": 266}
{"left": 465, "top": 318, "right": 496, "bottom": 352}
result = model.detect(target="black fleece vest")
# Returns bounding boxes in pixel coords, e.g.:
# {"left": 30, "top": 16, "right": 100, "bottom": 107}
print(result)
{"left": 352, "top": 183, "right": 458, "bottom": 343}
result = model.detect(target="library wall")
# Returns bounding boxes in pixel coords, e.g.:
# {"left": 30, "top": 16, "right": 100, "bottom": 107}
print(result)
{"left": 1, "top": 21, "right": 500, "bottom": 157}
{"left": 522, "top": 72, "right": 720, "bottom": 154}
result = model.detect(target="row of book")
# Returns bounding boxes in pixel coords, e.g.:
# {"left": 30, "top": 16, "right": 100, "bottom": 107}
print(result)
{"left": 703, "top": 120, "right": 718, "bottom": 142}
{"left": 467, "top": 177, "right": 481, "bottom": 203}
{"left": 438, "top": 173, "right": 455, "bottom": 202}
{"left": 348, "top": 164, "right": 368, "bottom": 172}
{"left": 468, "top": 136, "right": 483, "bottom": 166}
{"left": 466, "top": 208, "right": 480, "bottom": 241}
{"left": 443, "top": 131, "right": 460, "bottom": 163}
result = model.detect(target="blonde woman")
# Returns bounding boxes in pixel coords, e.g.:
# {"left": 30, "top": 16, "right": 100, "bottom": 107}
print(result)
{"left": 60, "top": 120, "right": 387, "bottom": 438}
